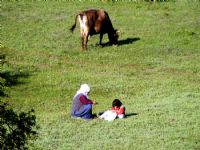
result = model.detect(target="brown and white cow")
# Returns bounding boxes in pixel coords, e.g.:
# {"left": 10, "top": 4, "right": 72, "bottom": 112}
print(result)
{"left": 70, "top": 9, "right": 119, "bottom": 50}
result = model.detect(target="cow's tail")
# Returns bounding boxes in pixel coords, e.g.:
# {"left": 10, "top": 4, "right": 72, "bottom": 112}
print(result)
{"left": 70, "top": 14, "right": 78, "bottom": 33}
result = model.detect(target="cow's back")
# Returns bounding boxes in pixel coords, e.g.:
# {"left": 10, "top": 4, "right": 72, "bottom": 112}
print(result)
{"left": 80, "top": 9, "right": 113, "bottom": 35}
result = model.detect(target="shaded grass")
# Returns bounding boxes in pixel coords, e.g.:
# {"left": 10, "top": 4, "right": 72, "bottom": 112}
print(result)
{"left": 1, "top": 0, "right": 200, "bottom": 150}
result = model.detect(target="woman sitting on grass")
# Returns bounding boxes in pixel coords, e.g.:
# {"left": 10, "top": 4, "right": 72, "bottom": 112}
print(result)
{"left": 71, "top": 83, "right": 97, "bottom": 120}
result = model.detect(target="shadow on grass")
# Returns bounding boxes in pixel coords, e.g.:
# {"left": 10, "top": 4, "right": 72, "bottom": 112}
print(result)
{"left": 125, "top": 113, "right": 138, "bottom": 118}
{"left": 99, "top": 37, "right": 140, "bottom": 47}
{"left": 0, "top": 71, "right": 32, "bottom": 97}
{"left": 118, "top": 37, "right": 140, "bottom": 46}
{"left": 0, "top": 71, "right": 31, "bottom": 87}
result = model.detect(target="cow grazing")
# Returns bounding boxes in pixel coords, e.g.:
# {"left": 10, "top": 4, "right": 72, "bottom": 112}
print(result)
{"left": 70, "top": 9, "right": 119, "bottom": 50}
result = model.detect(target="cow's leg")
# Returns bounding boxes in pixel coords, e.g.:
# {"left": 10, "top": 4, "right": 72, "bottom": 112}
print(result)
{"left": 99, "top": 33, "right": 103, "bottom": 45}
{"left": 79, "top": 15, "right": 88, "bottom": 50}
{"left": 81, "top": 35, "right": 84, "bottom": 50}
{"left": 84, "top": 34, "right": 89, "bottom": 50}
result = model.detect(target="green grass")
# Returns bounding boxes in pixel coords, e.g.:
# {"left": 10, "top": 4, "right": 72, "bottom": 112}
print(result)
{"left": 1, "top": 0, "right": 200, "bottom": 150}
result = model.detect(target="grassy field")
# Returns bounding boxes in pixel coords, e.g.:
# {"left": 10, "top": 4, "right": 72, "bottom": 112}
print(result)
{"left": 1, "top": 0, "right": 200, "bottom": 150}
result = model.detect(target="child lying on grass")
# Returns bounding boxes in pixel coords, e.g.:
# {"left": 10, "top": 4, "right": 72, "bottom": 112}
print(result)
{"left": 99, "top": 99, "right": 125, "bottom": 121}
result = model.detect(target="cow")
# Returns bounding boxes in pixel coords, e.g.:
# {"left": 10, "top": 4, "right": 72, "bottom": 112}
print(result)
{"left": 70, "top": 9, "right": 119, "bottom": 50}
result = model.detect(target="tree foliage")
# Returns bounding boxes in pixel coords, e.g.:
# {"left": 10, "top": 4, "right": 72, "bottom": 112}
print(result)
{"left": 0, "top": 103, "right": 37, "bottom": 150}
{"left": 0, "top": 46, "right": 37, "bottom": 149}
{"left": 0, "top": 51, "right": 6, "bottom": 97}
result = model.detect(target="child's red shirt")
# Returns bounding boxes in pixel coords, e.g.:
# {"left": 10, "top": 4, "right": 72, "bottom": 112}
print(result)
{"left": 112, "top": 105, "right": 125, "bottom": 115}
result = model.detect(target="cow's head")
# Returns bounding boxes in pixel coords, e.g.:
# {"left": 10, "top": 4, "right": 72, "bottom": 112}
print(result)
{"left": 110, "top": 30, "right": 119, "bottom": 45}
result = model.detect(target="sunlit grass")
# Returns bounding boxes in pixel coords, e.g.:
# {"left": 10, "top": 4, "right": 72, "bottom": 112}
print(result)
{"left": 1, "top": 0, "right": 200, "bottom": 150}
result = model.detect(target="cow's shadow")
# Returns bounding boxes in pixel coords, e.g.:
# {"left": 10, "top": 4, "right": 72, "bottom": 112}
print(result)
{"left": 118, "top": 37, "right": 140, "bottom": 46}
{"left": 100, "top": 37, "right": 140, "bottom": 47}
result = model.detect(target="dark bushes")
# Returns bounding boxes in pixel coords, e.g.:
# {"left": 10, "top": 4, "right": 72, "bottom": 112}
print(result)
{"left": 0, "top": 103, "right": 37, "bottom": 150}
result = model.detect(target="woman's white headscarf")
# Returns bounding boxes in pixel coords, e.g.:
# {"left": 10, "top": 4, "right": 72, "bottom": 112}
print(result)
{"left": 75, "top": 83, "right": 90, "bottom": 98}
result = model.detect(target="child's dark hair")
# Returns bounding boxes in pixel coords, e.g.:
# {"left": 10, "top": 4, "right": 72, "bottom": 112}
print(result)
{"left": 112, "top": 99, "right": 122, "bottom": 107}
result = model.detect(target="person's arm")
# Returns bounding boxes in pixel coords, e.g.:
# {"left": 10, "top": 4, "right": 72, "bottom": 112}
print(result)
{"left": 112, "top": 106, "right": 125, "bottom": 115}
{"left": 80, "top": 95, "right": 93, "bottom": 105}
{"left": 118, "top": 106, "right": 125, "bottom": 115}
